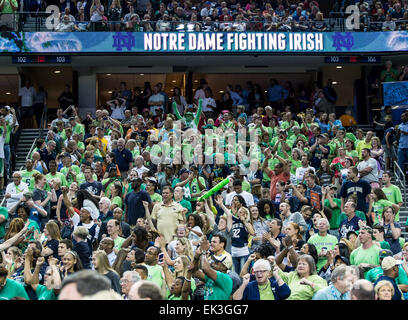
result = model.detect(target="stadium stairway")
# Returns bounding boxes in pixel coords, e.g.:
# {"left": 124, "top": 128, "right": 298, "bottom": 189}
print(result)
{"left": 21, "top": 15, "right": 48, "bottom": 32}
{"left": 15, "top": 129, "right": 43, "bottom": 170}
{"left": 0, "top": 129, "right": 43, "bottom": 206}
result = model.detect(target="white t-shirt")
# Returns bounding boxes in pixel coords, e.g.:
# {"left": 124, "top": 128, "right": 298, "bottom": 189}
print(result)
{"left": 19, "top": 86, "right": 36, "bottom": 107}
{"left": 194, "top": 89, "right": 205, "bottom": 102}
{"left": 90, "top": 5, "right": 104, "bottom": 21}
{"left": 295, "top": 166, "right": 316, "bottom": 183}
{"left": 202, "top": 97, "right": 216, "bottom": 112}
{"left": 148, "top": 94, "right": 165, "bottom": 116}
{"left": 110, "top": 105, "right": 126, "bottom": 120}
{"left": 6, "top": 182, "right": 28, "bottom": 210}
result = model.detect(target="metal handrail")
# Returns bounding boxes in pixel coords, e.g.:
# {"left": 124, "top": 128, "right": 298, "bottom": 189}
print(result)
{"left": 393, "top": 160, "right": 407, "bottom": 210}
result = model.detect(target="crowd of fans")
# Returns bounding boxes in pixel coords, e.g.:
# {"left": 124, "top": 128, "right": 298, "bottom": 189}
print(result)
{"left": 0, "top": 68, "right": 408, "bottom": 301}
{"left": 1, "top": 0, "right": 408, "bottom": 31}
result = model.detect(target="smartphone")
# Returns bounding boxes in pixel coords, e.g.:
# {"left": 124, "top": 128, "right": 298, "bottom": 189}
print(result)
{"left": 158, "top": 253, "right": 164, "bottom": 264}
{"left": 321, "top": 247, "right": 327, "bottom": 255}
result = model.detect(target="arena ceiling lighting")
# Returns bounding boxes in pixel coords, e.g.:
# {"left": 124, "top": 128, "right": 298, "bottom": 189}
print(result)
{"left": 5, "top": 92, "right": 11, "bottom": 95}
{"left": 336, "top": 66, "right": 343, "bottom": 69}
{"left": 54, "top": 70, "right": 61, "bottom": 74}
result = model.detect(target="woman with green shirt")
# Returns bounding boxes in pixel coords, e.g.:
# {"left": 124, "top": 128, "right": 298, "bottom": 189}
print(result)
{"left": 109, "top": 183, "right": 123, "bottom": 211}
{"left": 283, "top": 148, "right": 302, "bottom": 176}
{"left": 345, "top": 139, "right": 359, "bottom": 164}
{"left": 146, "top": 178, "right": 162, "bottom": 204}
{"left": 368, "top": 189, "right": 399, "bottom": 225}
{"left": 277, "top": 254, "right": 327, "bottom": 300}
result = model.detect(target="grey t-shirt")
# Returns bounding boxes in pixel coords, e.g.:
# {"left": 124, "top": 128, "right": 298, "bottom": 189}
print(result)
{"left": 282, "top": 212, "right": 307, "bottom": 232}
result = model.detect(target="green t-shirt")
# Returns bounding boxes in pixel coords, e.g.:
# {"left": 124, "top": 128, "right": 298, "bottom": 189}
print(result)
{"left": 204, "top": 271, "right": 233, "bottom": 300}
{"left": 112, "top": 196, "right": 123, "bottom": 209}
{"left": 259, "top": 281, "right": 275, "bottom": 300}
{"left": 76, "top": 173, "right": 98, "bottom": 187}
{"left": 45, "top": 172, "right": 68, "bottom": 191}
{"left": 0, "top": 207, "right": 9, "bottom": 239}
{"left": 72, "top": 123, "right": 85, "bottom": 136}
{"left": 36, "top": 284, "right": 57, "bottom": 300}
{"left": 26, "top": 219, "right": 40, "bottom": 241}
{"left": 324, "top": 198, "right": 342, "bottom": 229}
{"left": 242, "top": 180, "right": 251, "bottom": 192}
{"left": 372, "top": 199, "right": 394, "bottom": 225}
{"left": 290, "top": 158, "right": 302, "bottom": 175}
{"left": 190, "top": 177, "right": 207, "bottom": 202}
{"left": 277, "top": 269, "right": 327, "bottom": 300}
{"left": 381, "top": 68, "right": 399, "bottom": 82}
{"left": 346, "top": 150, "right": 359, "bottom": 160}
{"left": 150, "top": 193, "right": 162, "bottom": 203}
{"left": 178, "top": 199, "right": 192, "bottom": 215}
{"left": 338, "top": 210, "right": 367, "bottom": 223}
{"left": 350, "top": 245, "right": 380, "bottom": 276}
{"left": 146, "top": 264, "right": 164, "bottom": 289}
{"left": 366, "top": 265, "right": 408, "bottom": 285}
{"left": 114, "top": 236, "right": 125, "bottom": 250}
{"left": 171, "top": 179, "right": 192, "bottom": 201}
{"left": 379, "top": 241, "right": 391, "bottom": 250}
{"left": 382, "top": 185, "right": 403, "bottom": 221}
{"left": 60, "top": 165, "right": 81, "bottom": 185}
{"left": 20, "top": 169, "right": 40, "bottom": 192}
{"left": 308, "top": 233, "right": 338, "bottom": 271}
{"left": 4, "top": 115, "right": 13, "bottom": 144}
{"left": 102, "top": 177, "right": 122, "bottom": 198}
{"left": 345, "top": 132, "right": 357, "bottom": 142}
{"left": 0, "top": 279, "right": 30, "bottom": 300}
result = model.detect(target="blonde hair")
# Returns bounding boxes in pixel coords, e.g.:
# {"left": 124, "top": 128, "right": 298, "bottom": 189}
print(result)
{"left": 73, "top": 226, "right": 89, "bottom": 240}
{"left": 375, "top": 280, "right": 394, "bottom": 297}
{"left": 46, "top": 221, "right": 62, "bottom": 241}
{"left": 174, "top": 255, "right": 191, "bottom": 278}
{"left": 93, "top": 250, "right": 117, "bottom": 275}
{"left": 177, "top": 238, "right": 194, "bottom": 261}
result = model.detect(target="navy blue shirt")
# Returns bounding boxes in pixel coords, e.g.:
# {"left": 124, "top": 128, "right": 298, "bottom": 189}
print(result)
{"left": 382, "top": 127, "right": 395, "bottom": 145}
{"left": 374, "top": 275, "right": 402, "bottom": 300}
{"left": 338, "top": 215, "right": 362, "bottom": 239}
{"left": 310, "top": 144, "right": 330, "bottom": 170}
{"left": 80, "top": 181, "right": 103, "bottom": 197}
{"left": 231, "top": 215, "right": 249, "bottom": 248}
{"left": 43, "top": 239, "right": 59, "bottom": 259}
{"left": 384, "top": 222, "right": 402, "bottom": 255}
{"left": 124, "top": 190, "right": 152, "bottom": 225}
{"left": 339, "top": 179, "right": 371, "bottom": 213}
{"left": 73, "top": 240, "right": 92, "bottom": 269}
{"left": 39, "top": 147, "right": 56, "bottom": 169}
{"left": 113, "top": 148, "right": 133, "bottom": 172}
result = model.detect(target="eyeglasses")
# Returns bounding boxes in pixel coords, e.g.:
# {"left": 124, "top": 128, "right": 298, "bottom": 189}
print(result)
{"left": 120, "top": 279, "right": 130, "bottom": 285}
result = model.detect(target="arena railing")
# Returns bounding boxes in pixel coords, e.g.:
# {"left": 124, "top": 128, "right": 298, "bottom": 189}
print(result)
{"left": 0, "top": 12, "right": 347, "bottom": 32}
{"left": 393, "top": 160, "right": 407, "bottom": 211}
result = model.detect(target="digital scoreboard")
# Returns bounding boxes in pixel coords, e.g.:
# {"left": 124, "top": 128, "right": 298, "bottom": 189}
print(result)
{"left": 12, "top": 55, "right": 71, "bottom": 64}
{"left": 325, "top": 56, "right": 382, "bottom": 64}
